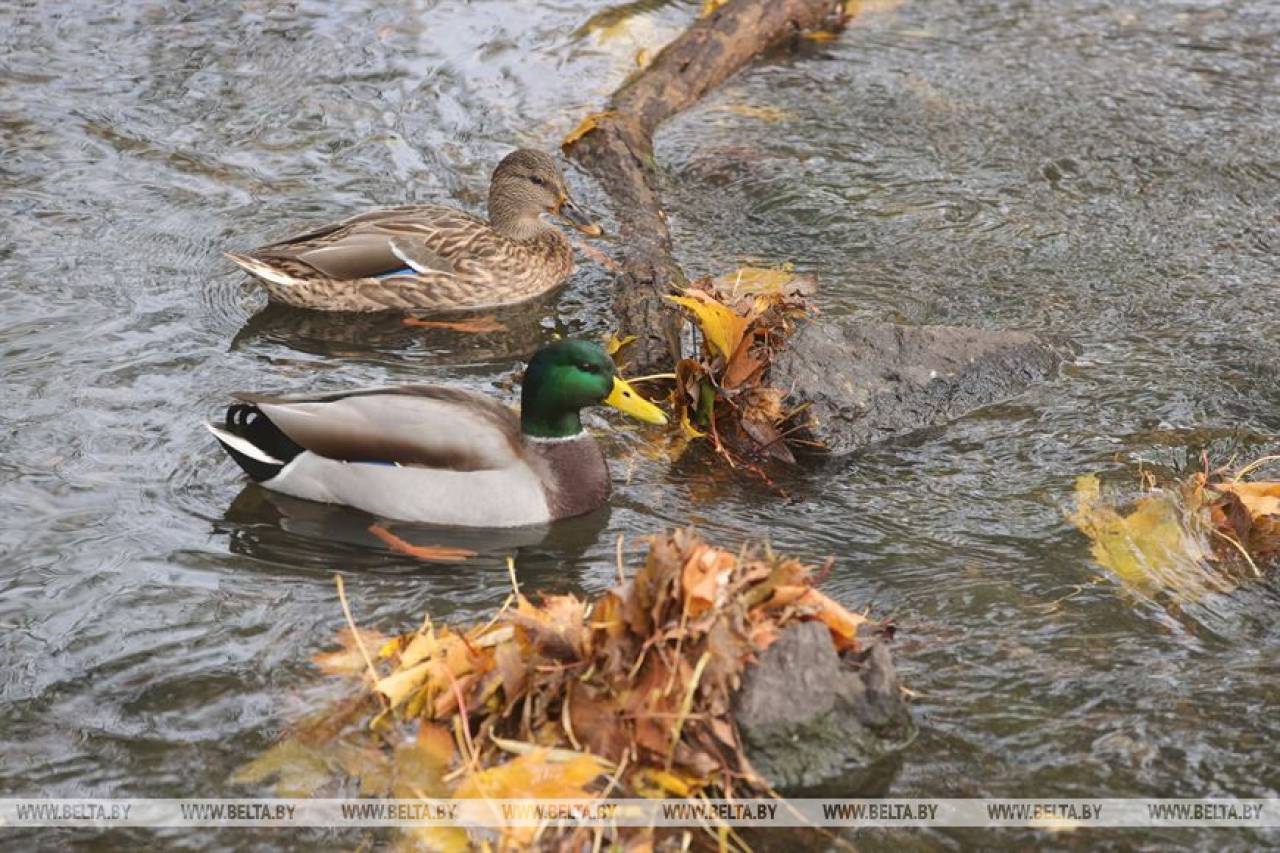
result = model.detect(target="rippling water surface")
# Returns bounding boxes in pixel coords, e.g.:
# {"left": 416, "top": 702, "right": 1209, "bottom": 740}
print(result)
{"left": 2, "top": 0, "right": 1279, "bottom": 848}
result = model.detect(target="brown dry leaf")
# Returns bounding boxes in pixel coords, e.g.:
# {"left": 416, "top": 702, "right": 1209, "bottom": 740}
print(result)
{"left": 714, "top": 264, "right": 790, "bottom": 293}
{"left": 738, "top": 411, "right": 795, "bottom": 464}
{"left": 508, "top": 594, "right": 585, "bottom": 661}
{"left": 722, "top": 343, "right": 766, "bottom": 391}
{"left": 397, "top": 630, "right": 439, "bottom": 670}
{"left": 402, "top": 315, "right": 507, "bottom": 334}
{"left": 748, "top": 618, "right": 779, "bottom": 650}
{"left": 568, "top": 685, "right": 631, "bottom": 763}
{"left": 493, "top": 640, "right": 527, "bottom": 706}
{"left": 368, "top": 524, "right": 476, "bottom": 562}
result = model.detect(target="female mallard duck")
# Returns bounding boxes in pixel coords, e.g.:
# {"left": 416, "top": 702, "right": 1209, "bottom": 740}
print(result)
{"left": 224, "top": 149, "right": 602, "bottom": 313}
{"left": 205, "top": 340, "right": 666, "bottom": 527}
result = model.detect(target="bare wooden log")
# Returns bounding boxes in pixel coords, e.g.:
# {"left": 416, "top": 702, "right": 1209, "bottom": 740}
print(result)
{"left": 565, "top": 0, "right": 845, "bottom": 372}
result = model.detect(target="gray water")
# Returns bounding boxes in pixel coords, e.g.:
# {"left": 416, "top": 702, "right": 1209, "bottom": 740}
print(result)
{"left": 2, "top": 0, "right": 1279, "bottom": 849}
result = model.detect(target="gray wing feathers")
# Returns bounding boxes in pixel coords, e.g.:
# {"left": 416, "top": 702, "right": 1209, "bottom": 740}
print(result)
{"left": 241, "top": 389, "right": 522, "bottom": 472}
{"left": 257, "top": 205, "right": 481, "bottom": 280}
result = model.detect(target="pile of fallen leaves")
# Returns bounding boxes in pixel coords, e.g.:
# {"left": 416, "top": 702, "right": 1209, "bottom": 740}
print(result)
{"left": 1070, "top": 457, "right": 1280, "bottom": 603}
{"left": 657, "top": 266, "right": 817, "bottom": 471}
{"left": 236, "top": 529, "right": 882, "bottom": 849}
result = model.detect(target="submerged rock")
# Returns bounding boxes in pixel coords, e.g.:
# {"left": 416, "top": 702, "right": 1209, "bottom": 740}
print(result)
{"left": 734, "top": 621, "right": 914, "bottom": 789}
{"left": 773, "top": 320, "right": 1072, "bottom": 455}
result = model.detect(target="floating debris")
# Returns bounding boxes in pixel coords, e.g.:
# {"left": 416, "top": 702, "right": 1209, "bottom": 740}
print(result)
{"left": 235, "top": 529, "right": 887, "bottom": 849}
{"left": 662, "top": 266, "right": 818, "bottom": 473}
{"left": 1070, "top": 458, "right": 1280, "bottom": 602}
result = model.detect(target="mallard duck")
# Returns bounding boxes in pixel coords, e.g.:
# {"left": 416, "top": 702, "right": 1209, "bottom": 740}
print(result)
{"left": 205, "top": 340, "right": 667, "bottom": 527}
{"left": 225, "top": 149, "right": 602, "bottom": 313}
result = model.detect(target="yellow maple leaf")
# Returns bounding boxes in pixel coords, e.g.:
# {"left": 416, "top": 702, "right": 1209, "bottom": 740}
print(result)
{"left": 1069, "top": 474, "right": 1230, "bottom": 602}
{"left": 562, "top": 111, "right": 618, "bottom": 152}
{"left": 453, "top": 749, "right": 605, "bottom": 800}
{"left": 605, "top": 331, "right": 637, "bottom": 356}
{"left": 666, "top": 291, "right": 749, "bottom": 360}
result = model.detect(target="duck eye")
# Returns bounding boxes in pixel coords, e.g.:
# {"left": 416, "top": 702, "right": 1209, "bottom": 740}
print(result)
{"left": 529, "top": 175, "right": 545, "bottom": 186}
{"left": 579, "top": 362, "right": 599, "bottom": 373}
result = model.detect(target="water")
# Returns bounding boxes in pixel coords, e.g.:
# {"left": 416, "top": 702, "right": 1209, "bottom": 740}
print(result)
{"left": 2, "top": 0, "right": 1279, "bottom": 848}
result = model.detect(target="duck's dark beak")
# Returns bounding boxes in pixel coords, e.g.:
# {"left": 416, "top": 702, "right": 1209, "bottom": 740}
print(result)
{"left": 554, "top": 194, "right": 603, "bottom": 237}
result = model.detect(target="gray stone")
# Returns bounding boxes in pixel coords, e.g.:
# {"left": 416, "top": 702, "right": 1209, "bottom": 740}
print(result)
{"left": 734, "top": 621, "right": 914, "bottom": 789}
{"left": 772, "top": 320, "right": 1073, "bottom": 455}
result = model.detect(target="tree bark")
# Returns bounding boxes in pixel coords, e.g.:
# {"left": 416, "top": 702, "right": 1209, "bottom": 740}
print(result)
{"left": 565, "top": 0, "right": 845, "bottom": 372}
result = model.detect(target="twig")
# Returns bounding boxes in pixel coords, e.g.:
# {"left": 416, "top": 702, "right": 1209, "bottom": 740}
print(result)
{"left": 334, "top": 573, "right": 388, "bottom": 711}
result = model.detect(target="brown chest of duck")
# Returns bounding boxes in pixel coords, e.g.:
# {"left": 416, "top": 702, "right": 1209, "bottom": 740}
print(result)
{"left": 205, "top": 340, "right": 667, "bottom": 527}
{"left": 224, "top": 149, "right": 602, "bottom": 313}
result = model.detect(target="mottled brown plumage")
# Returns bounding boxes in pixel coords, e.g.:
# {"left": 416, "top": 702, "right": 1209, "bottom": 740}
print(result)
{"left": 225, "top": 149, "right": 602, "bottom": 313}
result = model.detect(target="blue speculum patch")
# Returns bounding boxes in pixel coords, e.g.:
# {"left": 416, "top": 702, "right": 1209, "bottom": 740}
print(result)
{"left": 374, "top": 266, "right": 416, "bottom": 278}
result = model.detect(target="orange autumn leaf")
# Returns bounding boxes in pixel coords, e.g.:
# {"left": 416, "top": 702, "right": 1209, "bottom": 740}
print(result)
{"left": 762, "top": 584, "right": 810, "bottom": 609}
{"left": 1209, "top": 480, "right": 1280, "bottom": 519}
{"left": 722, "top": 343, "right": 765, "bottom": 390}
{"left": 681, "top": 545, "right": 735, "bottom": 616}
{"left": 798, "top": 588, "right": 867, "bottom": 650}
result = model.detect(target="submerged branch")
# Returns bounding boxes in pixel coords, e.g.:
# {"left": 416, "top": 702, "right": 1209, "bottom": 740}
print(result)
{"left": 566, "top": 0, "right": 845, "bottom": 371}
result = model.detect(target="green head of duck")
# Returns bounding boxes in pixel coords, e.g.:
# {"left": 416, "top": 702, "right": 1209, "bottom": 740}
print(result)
{"left": 520, "top": 340, "right": 667, "bottom": 439}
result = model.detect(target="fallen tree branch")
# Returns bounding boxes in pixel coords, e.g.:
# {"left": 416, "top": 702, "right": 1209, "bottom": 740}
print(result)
{"left": 565, "top": 0, "right": 846, "bottom": 372}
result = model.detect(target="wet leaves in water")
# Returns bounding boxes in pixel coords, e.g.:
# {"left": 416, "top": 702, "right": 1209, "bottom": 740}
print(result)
{"left": 661, "top": 265, "right": 817, "bottom": 473}
{"left": 236, "top": 529, "right": 885, "bottom": 850}
{"left": 1070, "top": 461, "right": 1280, "bottom": 603}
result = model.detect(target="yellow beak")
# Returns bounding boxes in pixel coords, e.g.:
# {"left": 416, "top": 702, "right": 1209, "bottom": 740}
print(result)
{"left": 604, "top": 376, "right": 668, "bottom": 425}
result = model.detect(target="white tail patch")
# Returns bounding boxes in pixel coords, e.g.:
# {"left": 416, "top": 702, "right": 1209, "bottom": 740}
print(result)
{"left": 224, "top": 252, "right": 298, "bottom": 287}
{"left": 205, "top": 423, "right": 283, "bottom": 465}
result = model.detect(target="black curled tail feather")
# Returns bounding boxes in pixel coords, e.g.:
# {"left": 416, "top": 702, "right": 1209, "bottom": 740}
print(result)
{"left": 213, "top": 403, "right": 305, "bottom": 482}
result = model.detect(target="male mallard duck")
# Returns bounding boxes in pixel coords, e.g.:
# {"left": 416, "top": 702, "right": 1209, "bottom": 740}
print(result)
{"left": 205, "top": 340, "right": 666, "bottom": 527}
{"left": 225, "top": 149, "right": 602, "bottom": 313}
